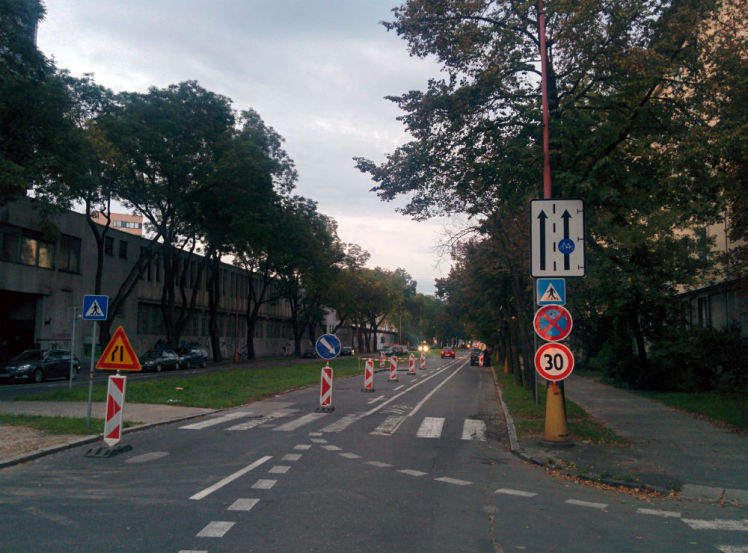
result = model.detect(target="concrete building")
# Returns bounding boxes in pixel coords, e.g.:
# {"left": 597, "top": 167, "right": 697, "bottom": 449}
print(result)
{"left": 91, "top": 211, "right": 144, "bottom": 236}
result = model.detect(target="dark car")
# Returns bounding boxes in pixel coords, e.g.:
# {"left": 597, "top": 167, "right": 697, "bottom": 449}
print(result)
{"left": 340, "top": 346, "right": 355, "bottom": 356}
{"left": 440, "top": 347, "right": 456, "bottom": 359}
{"left": 470, "top": 348, "right": 491, "bottom": 366}
{"left": 139, "top": 349, "right": 181, "bottom": 372}
{"left": 0, "top": 349, "right": 80, "bottom": 383}
{"left": 178, "top": 346, "right": 209, "bottom": 369}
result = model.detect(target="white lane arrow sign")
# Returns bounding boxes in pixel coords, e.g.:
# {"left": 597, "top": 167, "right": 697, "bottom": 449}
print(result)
{"left": 531, "top": 199, "right": 585, "bottom": 277}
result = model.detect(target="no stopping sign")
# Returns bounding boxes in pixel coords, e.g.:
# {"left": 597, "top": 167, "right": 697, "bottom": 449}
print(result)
{"left": 534, "top": 343, "right": 575, "bottom": 381}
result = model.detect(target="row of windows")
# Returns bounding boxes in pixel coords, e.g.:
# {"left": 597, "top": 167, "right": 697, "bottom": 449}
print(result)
{"left": 0, "top": 225, "right": 81, "bottom": 273}
{"left": 113, "top": 220, "right": 142, "bottom": 230}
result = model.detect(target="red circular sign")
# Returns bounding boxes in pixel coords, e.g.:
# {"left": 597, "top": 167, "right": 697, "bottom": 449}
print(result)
{"left": 534, "top": 343, "right": 575, "bottom": 381}
{"left": 533, "top": 305, "right": 573, "bottom": 342}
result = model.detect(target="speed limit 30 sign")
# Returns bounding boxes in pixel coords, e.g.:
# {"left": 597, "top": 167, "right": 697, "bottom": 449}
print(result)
{"left": 534, "top": 343, "right": 575, "bottom": 381}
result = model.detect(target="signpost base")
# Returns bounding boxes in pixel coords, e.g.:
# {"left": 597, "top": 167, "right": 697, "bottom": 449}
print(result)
{"left": 543, "top": 385, "right": 571, "bottom": 444}
{"left": 85, "top": 444, "right": 133, "bottom": 458}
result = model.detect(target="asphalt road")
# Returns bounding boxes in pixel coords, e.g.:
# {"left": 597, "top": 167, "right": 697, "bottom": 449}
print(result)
{"left": 0, "top": 355, "right": 745, "bottom": 553}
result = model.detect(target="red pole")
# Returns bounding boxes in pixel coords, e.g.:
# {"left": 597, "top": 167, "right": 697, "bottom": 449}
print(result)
{"left": 538, "top": 0, "right": 552, "bottom": 199}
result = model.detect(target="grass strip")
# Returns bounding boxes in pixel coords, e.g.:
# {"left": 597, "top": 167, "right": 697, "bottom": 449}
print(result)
{"left": 638, "top": 390, "right": 747, "bottom": 431}
{"left": 0, "top": 414, "right": 136, "bottom": 435}
{"left": 495, "top": 368, "right": 628, "bottom": 445}
{"left": 21, "top": 358, "right": 363, "bottom": 409}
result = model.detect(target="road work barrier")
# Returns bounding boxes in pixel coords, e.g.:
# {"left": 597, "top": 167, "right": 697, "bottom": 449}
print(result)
{"left": 316, "top": 364, "right": 334, "bottom": 412}
{"left": 380, "top": 352, "right": 386, "bottom": 369}
{"left": 361, "top": 358, "right": 375, "bottom": 392}
{"left": 419, "top": 352, "right": 426, "bottom": 370}
{"left": 408, "top": 353, "right": 416, "bottom": 375}
{"left": 389, "top": 356, "right": 399, "bottom": 382}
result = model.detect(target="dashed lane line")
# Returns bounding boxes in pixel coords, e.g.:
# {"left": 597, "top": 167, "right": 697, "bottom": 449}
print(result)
{"left": 682, "top": 519, "right": 748, "bottom": 531}
{"left": 637, "top": 508, "right": 681, "bottom": 518}
{"left": 196, "top": 521, "right": 235, "bottom": 538}
{"left": 228, "top": 498, "right": 260, "bottom": 512}
{"left": 565, "top": 499, "right": 608, "bottom": 510}
{"left": 399, "top": 469, "right": 428, "bottom": 477}
{"left": 189, "top": 456, "right": 272, "bottom": 500}
{"left": 252, "top": 479, "right": 277, "bottom": 490}
{"left": 495, "top": 488, "right": 538, "bottom": 498}
{"left": 282, "top": 454, "right": 302, "bottom": 461}
{"left": 269, "top": 465, "right": 290, "bottom": 474}
{"left": 435, "top": 477, "right": 472, "bottom": 486}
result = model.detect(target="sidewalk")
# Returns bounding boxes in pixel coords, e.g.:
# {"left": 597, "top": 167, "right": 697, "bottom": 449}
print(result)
{"left": 507, "top": 374, "right": 748, "bottom": 505}
{"left": 0, "top": 401, "right": 214, "bottom": 467}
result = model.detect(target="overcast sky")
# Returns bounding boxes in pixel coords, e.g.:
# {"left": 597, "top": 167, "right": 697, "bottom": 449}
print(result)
{"left": 36, "top": 0, "right": 463, "bottom": 294}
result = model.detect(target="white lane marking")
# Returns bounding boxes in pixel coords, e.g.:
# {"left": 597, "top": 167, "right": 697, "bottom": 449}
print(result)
{"left": 394, "top": 385, "right": 405, "bottom": 391}
{"left": 190, "top": 456, "right": 272, "bottom": 500}
{"left": 717, "top": 546, "right": 748, "bottom": 553}
{"left": 363, "top": 365, "right": 452, "bottom": 417}
{"left": 435, "top": 477, "right": 472, "bottom": 486}
{"left": 682, "top": 519, "right": 748, "bottom": 531}
{"left": 125, "top": 451, "right": 169, "bottom": 464}
{"left": 367, "top": 395, "right": 386, "bottom": 404}
{"left": 196, "top": 521, "right": 235, "bottom": 538}
{"left": 282, "top": 454, "right": 302, "bottom": 462}
{"left": 371, "top": 415, "right": 404, "bottom": 436}
{"left": 366, "top": 461, "right": 393, "bottom": 468}
{"left": 565, "top": 499, "right": 608, "bottom": 510}
{"left": 407, "top": 364, "right": 465, "bottom": 418}
{"left": 340, "top": 452, "right": 361, "bottom": 459}
{"left": 321, "top": 414, "right": 359, "bottom": 433}
{"left": 227, "top": 409, "right": 296, "bottom": 431}
{"left": 308, "top": 432, "right": 323, "bottom": 437}
{"left": 322, "top": 445, "right": 342, "bottom": 451}
{"left": 180, "top": 411, "right": 252, "bottom": 430}
{"left": 294, "top": 444, "right": 312, "bottom": 451}
{"left": 252, "top": 479, "right": 277, "bottom": 490}
{"left": 310, "top": 438, "right": 327, "bottom": 443}
{"left": 178, "top": 551, "right": 207, "bottom": 553}
{"left": 461, "top": 419, "right": 487, "bottom": 441}
{"left": 495, "top": 488, "right": 538, "bottom": 498}
{"left": 416, "top": 417, "right": 445, "bottom": 438}
{"left": 399, "top": 469, "right": 427, "bottom": 477}
{"left": 228, "top": 498, "right": 260, "bottom": 512}
{"left": 269, "top": 465, "right": 290, "bottom": 474}
{"left": 274, "top": 412, "right": 327, "bottom": 431}
{"left": 637, "top": 508, "right": 681, "bottom": 518}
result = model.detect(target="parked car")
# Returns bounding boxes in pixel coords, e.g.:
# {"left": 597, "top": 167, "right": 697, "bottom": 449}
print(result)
{"left": 470, "top": 348, "right": 491, "bottom": 366}
{"left": 139, "top": 349, "right": 181, "bottom": 372}
{"left": 0, "top": 349, "right": 80, "bottom": 383}
{"left": 340, "top": 346, "right": 354, "bottom": 356}
{"left": 440, "top": 347, "right": 455, "bottom": 359}
{"left": 302, "top": 348, "right": 317, "bottom": 358}
{"left": 178, "top": 346, "right": 209, "bottom": 369}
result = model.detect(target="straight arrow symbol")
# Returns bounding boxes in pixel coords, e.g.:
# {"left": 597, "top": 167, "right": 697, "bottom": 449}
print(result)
{"left": 537, "top": 210, "right": 547, "bottom": 271}
{"left": 561, "top": 210, "right": 571, "bottom": 270}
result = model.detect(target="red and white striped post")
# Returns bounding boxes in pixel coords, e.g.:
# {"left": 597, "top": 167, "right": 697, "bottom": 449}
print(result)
{"left": 408, "top": 353, "right": 416, "bottom": 375}
{"left": 317, "top": 364, "right": 334, "bottom": 412}
{"left": 379, "top": 352, "right": 386, "bottom": 369}
{"left": 419, "top": 351, "right": 426, "bottom": 370}
{"left": 103, "top": 375, "right": 127, "bottom": 447}
{"left": 361, "top": 358, "right": 375, "bottom": 392}
{"left": 479, "top": 352, "right": 485, "bottom": 367}
{"left": 389, "top": 356, "right": 399, "bottom": 382}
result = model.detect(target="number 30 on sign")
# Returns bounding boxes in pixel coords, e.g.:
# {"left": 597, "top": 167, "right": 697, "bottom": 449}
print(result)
{"left": 534, "top": 343, "right": 574, "bottom": 381}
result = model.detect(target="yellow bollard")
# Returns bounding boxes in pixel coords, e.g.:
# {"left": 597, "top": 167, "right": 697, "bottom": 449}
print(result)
{"left": 503, "top": 356, "right": 509, "bottom": 374}
{"left": 544, "top": 384, "right": 571, "bottom": 443}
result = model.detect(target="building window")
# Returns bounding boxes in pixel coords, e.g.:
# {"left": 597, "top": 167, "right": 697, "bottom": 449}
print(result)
{"left": 104, "top": 236, "right": 113, "bottom": 256}
{"left": 119, "top": 240, "right": 128, "bottom": 259}
{"left": 0, "top": 225, "right": 54, "bottom": 269}
{"left": 58, "top": 234, "right": 81, "bottom": 273}
{"left": 113, "top": 220, "right": 141, "bottom": 230}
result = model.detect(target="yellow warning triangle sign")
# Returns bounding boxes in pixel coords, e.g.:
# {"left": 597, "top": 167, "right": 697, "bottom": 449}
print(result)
{"left": 96, "top": 326, "right": 142, "bottom": 371}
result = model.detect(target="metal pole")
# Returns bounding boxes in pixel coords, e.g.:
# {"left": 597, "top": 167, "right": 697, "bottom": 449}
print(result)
{"left": 538, "top": 0, "right": 552, "bottom": 199}
{"left": 69, "top": 307, "right": 78, "bottom": 390}
{"left": 86, "top": 321, "right": 97, "bottom": 426}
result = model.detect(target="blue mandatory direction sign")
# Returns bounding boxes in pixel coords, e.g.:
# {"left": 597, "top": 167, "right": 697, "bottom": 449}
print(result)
{"left": 315, "top": 334, "right": 341, "bottom": 360}
{"left": 82, "top": 295, "right": 109, "bottom": 320}
{"left": 537, "top": 278, "right": 566, "bottom": 306}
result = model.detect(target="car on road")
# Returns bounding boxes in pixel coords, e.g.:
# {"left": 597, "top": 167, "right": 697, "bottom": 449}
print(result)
{"left": 0, "top": 349, "right": 80, "bottom": 383}
{"left": 340, "top": 346, "right": 355, "bottom": 356}
{"left": 469, "top": 348, "right": 491, "bottom": 366}
{"left": 440, "top": 347, "right": 455, "bottom": 359}
{"left": 139, "top": 349, "right": 181, "bottom": 372}
{"left": 178, "top": 346, "right": 209, "bottom": 369}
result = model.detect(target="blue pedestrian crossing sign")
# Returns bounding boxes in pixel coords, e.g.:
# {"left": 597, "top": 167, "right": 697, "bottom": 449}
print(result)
{"left": 537, "top": 278, "right": 565, "bottom": 306}
{"left": 82, "top": 295, "right": 109, "bottom": 320}
{"left": 315, "top": 334, "right": 341, "bottom": 360}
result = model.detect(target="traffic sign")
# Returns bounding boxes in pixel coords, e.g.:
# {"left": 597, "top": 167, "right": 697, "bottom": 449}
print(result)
{"left": 537, "top": 278, "right": 565, "bottom": 306}
{"left": 534, "top": 343, "right": 575, "bottom": 381}
{"left": 82, "top": 295, "right": 108, "bottom": 320}
{"left": 315, "top": 334, "right": 341, "bottom": 360}
{"left": 96, "top": 326, "right": 142, "bottom": 371}
{"left": 103, "top": 375, "right": 127, "bottom": 446}
{"left": 530, "top": 199, "right": 585, "bottom": 277}
{"left": 533, "top": 305, "right": 573, "bottom": 342}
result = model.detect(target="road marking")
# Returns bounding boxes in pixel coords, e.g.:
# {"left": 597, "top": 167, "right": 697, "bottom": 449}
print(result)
{"left": 371, "top": 415, "right": 404, "bottom": 436}
{"left": 293, "top": 444, "right": 312, "bottom": 451}
{"left": 125, "top": 451, "right": 169, "bottom": 464}
{"left": 339, "top": 452, "right": 361, "bottom": 459}
{"left": 461, "top": 419, "right": 487, "bottom": 441}
{"left": 565, "top": 499, "right": 608, "bottom": 510}
{"left": 228, "top": 498, "right": 260, "bottom": 512}
{"left": 179, "top": 550, "right": 207, "bottom": 553}
{"left": 366, "top": 461, "right": 393, "bottom": 468}
{"left": 269, "top": 465, "right": 290, "bottom": 474}
{"left": 495, "top": 488, "right": 538, "bottom": 498}
{"left": 180, "top": 411, "right": 252, "bottom": 430}
{"left": 367, "top": 395, "right": 386, "bottom": 404}
{"left": 717, "top": 546, "right": 748, "bottom": 553}
{"left": 682, "top": 519, "right": 748, "bottom": 531}
{"left": 274, "top": 412, "right": 327, "bottom": 431}
{"left": 321, "top": 414, "right": 359, "bottom": 433}
{"left": 282, "top": 454, "right": 302, "bottom": 461}
{"left": 196, "top": 521, "right": 235, "bottom": 538}
{"left": 190, "top": 456, "right": 272, "bottom": 500}
{"left": 227, "top": 409, "right": 296, "bottom": 431}
{"left": 322, "top": 445, "right": 342, "bottom": 451}
{"left": 252, "top": 479, "right": 277, "bottom": 490}
{"left": 362, "top": 365, "right": 453, "bottom": 417}
{"left": 399, "top": 469, "right": 427, "bottom": 477}
{"left": 394, "top": 385, "right": 405, "bottom": 391}
{"left": 435, "top": 477, "right": 472, "bottom": 486}
{"left": 310, "top": 438, "right": 327, "bottom": 443}
{"left": 637, "top": 508, "right": 681, "bottom": 518}
{"left": 308, "top": 432, "right": 323, "bottom": 437}
{"left": 407, "top": 365, "right": 465, "bottom": 418}
{"left": 416, "top": 417, "right": 445, "bottom": 438}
